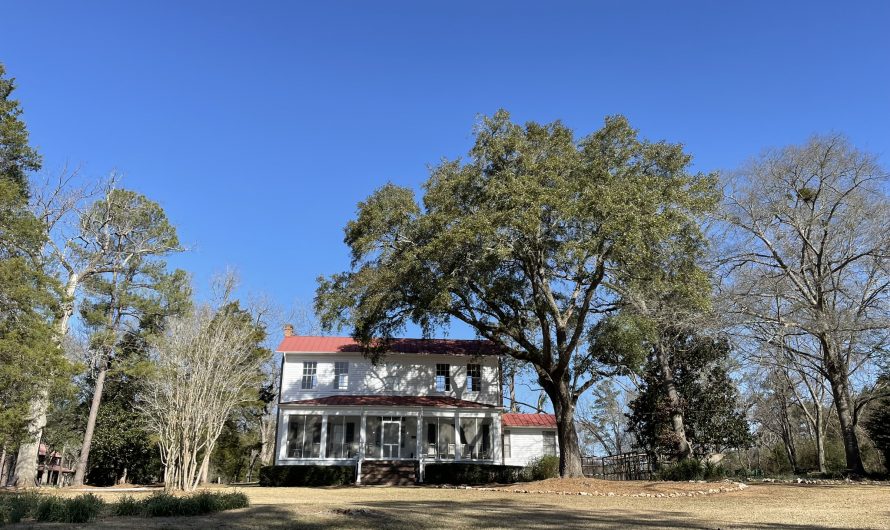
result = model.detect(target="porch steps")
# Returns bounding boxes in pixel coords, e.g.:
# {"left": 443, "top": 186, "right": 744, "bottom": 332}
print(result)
{"left": 361, "top": 460, "right": 418, "bottom": 485}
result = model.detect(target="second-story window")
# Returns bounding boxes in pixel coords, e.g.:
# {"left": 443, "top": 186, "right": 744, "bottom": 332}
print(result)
{"left": 334, "top": 361, "right": 349, "bottom": 390}
{"left": 435, "top": 363, "right": 451, "bottom": 392}
{"left": 301, "top": 361, "right": 317, "bottom": 390}
{"left": 466, "top": 363, "right": 481, "bottom": 392}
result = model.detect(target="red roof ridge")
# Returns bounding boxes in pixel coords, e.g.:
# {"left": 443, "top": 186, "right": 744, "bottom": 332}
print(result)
{"left": 502, "top": 412, "right": 558, "bottom": 427}
{"left": 277, "top": 335, "right": 502, "bottom": 356}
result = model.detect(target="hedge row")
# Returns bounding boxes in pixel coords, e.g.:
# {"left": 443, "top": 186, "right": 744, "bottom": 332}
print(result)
{"left": 259, "top": 465, "right": 355, "bottom": 486}
{"left": 423, "top": 463, "right": 525, "bottom": 485}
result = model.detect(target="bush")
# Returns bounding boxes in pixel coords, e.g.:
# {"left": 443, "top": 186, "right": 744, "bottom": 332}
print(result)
{"left": 258, "top": 465, "right": 355, "bottom": 486}
{"left": 0, "top": 493, "right": 40, "bottom": 524}
{"left": 524, "top": 456, "right": 560, "bottom": 481}
{"left": 63, "top": 494, "right": 105, "bottom": 523}
{"left": 423, "top": 463, "right": 525, "bottom": 485}
{"left": 658, "top": 459, "right": 704, "bottom": 481}
{"left": 135, "top": 491, "right": 249, "bottom": 518}
{"left": 113, "top": 495, "right": 142, "bottom": 517}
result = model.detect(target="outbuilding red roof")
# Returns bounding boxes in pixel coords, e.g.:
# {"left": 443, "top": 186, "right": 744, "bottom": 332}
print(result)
{"left": 277, "top": 336, "right": 501, "bottom": 356}
{"left": 280, "top": 395, "right": 496, "bottom": 408}
{"left": 502, "top": 413, "right": 557, "bottom": 428}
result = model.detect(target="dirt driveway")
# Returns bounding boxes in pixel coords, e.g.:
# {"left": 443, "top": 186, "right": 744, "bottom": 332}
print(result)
{"left": 13, "top": 481, "right": 890, "bottom": 529}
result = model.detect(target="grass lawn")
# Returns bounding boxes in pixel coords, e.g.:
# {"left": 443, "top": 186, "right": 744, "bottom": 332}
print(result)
{"left": 9, "top": 480, "right": 890, "bottom": 529}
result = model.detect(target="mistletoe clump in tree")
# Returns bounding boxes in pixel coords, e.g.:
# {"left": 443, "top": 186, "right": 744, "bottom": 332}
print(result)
{"left": 315, "top": 110, "right": 718, "bottom": 476}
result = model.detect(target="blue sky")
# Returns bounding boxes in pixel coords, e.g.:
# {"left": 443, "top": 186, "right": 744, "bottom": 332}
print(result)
{"left": 4, "top": 0, "right": 889, "bottom": 350}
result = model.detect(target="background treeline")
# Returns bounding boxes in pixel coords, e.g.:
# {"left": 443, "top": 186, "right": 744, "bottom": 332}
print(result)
{"left": 0, "top": 63, "right": 293, "bottom": 491}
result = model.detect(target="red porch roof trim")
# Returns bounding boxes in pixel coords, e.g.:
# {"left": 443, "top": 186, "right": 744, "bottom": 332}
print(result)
{"left": 279, "top": 395, "right": 497, "bottom": 408}
{"left": 277, "top": 336, "right": 502, "bottom": 356}
{"left": 502, "top": 413, "right": 557, "bottom": 428}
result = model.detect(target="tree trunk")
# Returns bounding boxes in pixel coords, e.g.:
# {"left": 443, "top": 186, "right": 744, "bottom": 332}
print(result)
{"left": 544, "top": 378, "right": 584, "bottom": 477}
{"left": 198, "top": 451, "right": 210, "bottom": 485}
{"left": 655, "top": 344, "right": 691, "bottom": 460}
{"left": 509, "top": 370, "right": 519, "bottom": 412}
{"left": 827, "top": 373, "right": 864, "bottom": 475}
{"left": 12, "top": 387, "right": 48, "bottom": 487}
{"left": 823, "top": 341, "right": 865, "bottom": 475}
{"left": 14, "top": 273, "right": 79, "bottom": 487}
{"left": 0, "top": 447, "right": 7, "bottom": 486}
{"left": 814, "top": 407, "right": 826, "bottom": 474}
{"left": 73, "top": 365, "right": 108, "bottom": 486}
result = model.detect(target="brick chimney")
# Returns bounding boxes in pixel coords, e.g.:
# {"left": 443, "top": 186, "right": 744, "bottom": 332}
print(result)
{"left": 283, "top": 324, "right": 294, "bottom": 337}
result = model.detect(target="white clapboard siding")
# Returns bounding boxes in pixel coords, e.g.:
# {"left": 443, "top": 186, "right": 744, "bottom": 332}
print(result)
{"left": 281, "top": 352, "right": 501, "bottom": 406}
{"left": 503, "top": 428, "right": 558, "bottom": 466}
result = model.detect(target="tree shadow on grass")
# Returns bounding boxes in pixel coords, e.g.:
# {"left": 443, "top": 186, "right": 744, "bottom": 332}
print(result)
{"left": 35, "top": 497, "right": 880, "bottom": 530}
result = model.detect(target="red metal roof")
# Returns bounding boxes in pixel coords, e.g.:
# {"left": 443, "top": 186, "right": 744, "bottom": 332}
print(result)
{"left": 277, "top": 336, "right": 501, "bottom": 356}
{"left": 502, "top": 413, "right": 557, "bottom": 428}
{"left": 280, "top": 395, "right": 496, "bottom": 408}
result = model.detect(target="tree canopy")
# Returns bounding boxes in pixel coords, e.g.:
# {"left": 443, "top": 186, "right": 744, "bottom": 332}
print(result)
{"left": 316, "top": 109, "right": 719, "bottom": 476}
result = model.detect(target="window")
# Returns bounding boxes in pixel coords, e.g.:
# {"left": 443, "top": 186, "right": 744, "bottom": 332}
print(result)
{"left": 286, "top": 415, "right": 322, "bottom": 458}
{"left": 334, "top": 362, "right": 349, "bottom": 390}
{"left": 301, "top": 362, "right": 317, "bottom": 389}
{"left": 503, "top": 430, "right": 511, "bottom": 458}
{"left": 459, "top": 417, "right": 493, "bottom": 459}
{"left": 543, "top": 431, "right": 557, "bottom": 456}
{"left": 435, "top": 364, "right": 451, "bottom": 392}
{"left": 325, "top": 415, "right": 359, "bottom": 458}
{"left": 466, "top": 363, "right": 481, "bottom": 392}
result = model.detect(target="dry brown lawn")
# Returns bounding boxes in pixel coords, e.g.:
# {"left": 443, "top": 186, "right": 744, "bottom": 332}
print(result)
{"left": 12, "top": 480, "right": 890, "bottom": 529}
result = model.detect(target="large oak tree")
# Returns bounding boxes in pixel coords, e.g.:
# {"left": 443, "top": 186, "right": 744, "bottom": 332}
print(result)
{"left": 315, "top": 110, "right": 718, "bottom": 476}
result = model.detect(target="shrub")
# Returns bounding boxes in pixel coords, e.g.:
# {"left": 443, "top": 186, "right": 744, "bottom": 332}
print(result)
{"left": 259, "top": 465, "right": 355, "bottom": 486}
{"left": 113, "top": 495, "right": 142, "bottom": 516}
{"left": 423, "top": 463, "right": 525, "bottom": 485}
{"left": 658, "top": 458, "right": 704, "bottom": 481}
{"left": 113, "top": 491, "right": 249, "bottom": 518}
{"left": 63, "top": 494, "right": 105, "bottom": 523}
{"left": 524, "top": 456, "right": 560, "bottom": 481}
{"left": 34, "top": 496, "right": 66, "bottom": 522}
{"left": 0, "top": 493, "right": 40, "bottom": 524}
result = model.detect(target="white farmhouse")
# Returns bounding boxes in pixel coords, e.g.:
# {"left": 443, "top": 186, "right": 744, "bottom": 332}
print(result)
{"left": 274, "top": 328, "right": 558, "bottom": 484}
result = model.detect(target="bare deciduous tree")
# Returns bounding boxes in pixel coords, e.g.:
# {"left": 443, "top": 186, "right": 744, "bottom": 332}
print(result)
{"left": 720, "top": 135, "right": 890, "bottom": 474}
{"left": 139, "top": 291, "right": 269, "bottom": 491}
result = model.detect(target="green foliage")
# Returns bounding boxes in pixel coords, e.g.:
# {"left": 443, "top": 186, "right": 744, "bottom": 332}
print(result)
{"left": 657, "top": 459, "right": 702, "bottom": 481}
{"left": 315, "top": 110, "right": 718, "bottom": 474}
{"left": 628, "top": 332, "right": 752, "bottom": 458}
{"left": 657, "top": 459, "right": 728, "bottom": 481}
{"left": 524, "top": 455, "right": 561, "bottom": 481}
{"left": 86, "top": 400, "right": 160, "bottom": 486}
{"left": 863, "top": 391, "right": 890, "bottom": 473}
{"left": 0, "top": 64, "right": 72, "bottom": 446}
{"left": 0, "top": 63, "right": 42, "bottom": 194}
{"left": 0, "top": 493, "right": 40, "bottom": 524}
{"left": 0, "top": 493, "right": 104, "bottom": 524}
{"left": 258, "top": 465, "right": 355, "bottom": 486}
{"left": 139, "top": 491, "right": 249, "bottom": 517}
{"left": 112, "top": 496, "right": 142, "bottom": 516}
{"left": 423, "top": 463, "right": 525, "bottom": 485}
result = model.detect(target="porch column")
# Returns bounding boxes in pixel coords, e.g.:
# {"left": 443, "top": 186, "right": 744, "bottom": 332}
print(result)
{"left": 416, "top": 411, "right": 424, "bottom": 482}
{"left": 319, "top": 414, "right": 328, "bottom": 459}
{"left": 492, "top": 412, "right": 502, "bottom": 464}
{"left": 357, "top": 413, "right": 367, "bottom": 485}
{"left": 454, "top": 411, "right": 461, "bottom": 462}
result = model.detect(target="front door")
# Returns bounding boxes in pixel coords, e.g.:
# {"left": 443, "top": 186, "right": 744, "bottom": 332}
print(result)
{"left": 382, "top": 418, "right": 401, "bottom": 458}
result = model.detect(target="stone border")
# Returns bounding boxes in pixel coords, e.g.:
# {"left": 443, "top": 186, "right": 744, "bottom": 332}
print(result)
{"left": 434, "top": 481, "right": 749, "bottom": 498}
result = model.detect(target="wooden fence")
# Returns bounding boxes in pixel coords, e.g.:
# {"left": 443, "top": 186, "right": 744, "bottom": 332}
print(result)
{"left": 581, "top": 453, "right": 655, "bottom": 481}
